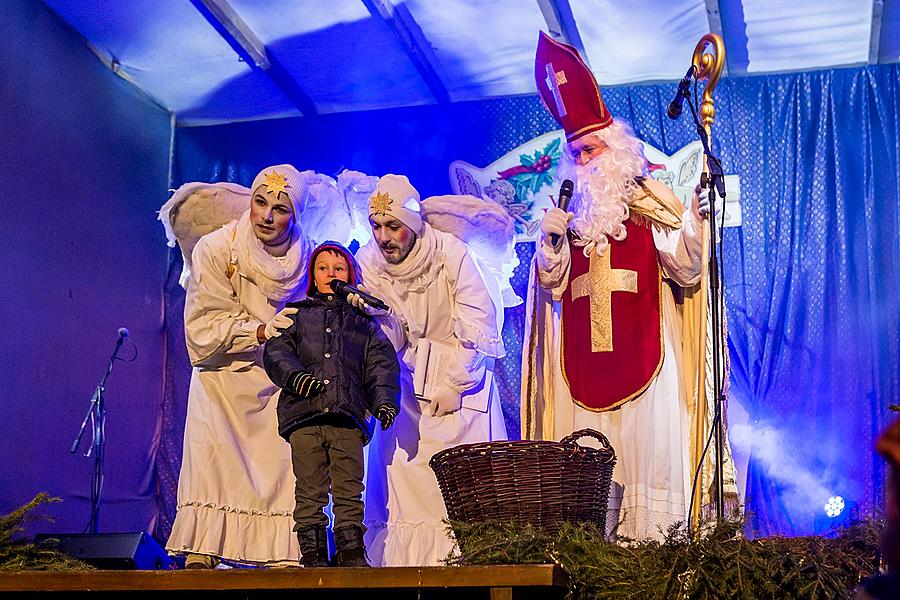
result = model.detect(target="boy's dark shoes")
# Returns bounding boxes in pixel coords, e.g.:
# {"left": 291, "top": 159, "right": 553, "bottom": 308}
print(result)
{"left": 375, "top": 403, "right": 399, "bottom": 430}
{"left": 334, "top": 525, "right": 370, "bottom": 567}
{"left": 287, "top": 371, "right": 325, "bottom": 398}
{"left": 296, "top": 526, "right": 330, "bottom": 567}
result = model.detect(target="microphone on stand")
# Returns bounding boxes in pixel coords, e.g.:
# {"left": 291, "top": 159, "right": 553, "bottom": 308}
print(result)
{"left": 69, "top": 325, "right": 135, "bottom": 532}
{"left": 112, "top": 327, "right": 129, "bottom": 354}
{"left": 666, "top": 65, "right": 697, "bottom": 120}
{"left": 549, "top": 179, "right": 575, "bottom": 247}
{"left": 329, "top": 279, "right": 390, "bottom": 312}
{"left": 70, "top": 327, "right": 130, "bottom": 455}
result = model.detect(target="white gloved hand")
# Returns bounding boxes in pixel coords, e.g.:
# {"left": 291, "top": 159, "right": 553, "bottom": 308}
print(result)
{"left": 263, "top": 306, "right": 298, "bottom": 340}
{"left": 540, "top": 207, "right": 574, "bottom": 246}
{"left": 347, "top": 285, "right": 391, "bottom": 317}
{"left": 430, "top": 385, "right": 462, "bottom": 417}
{"left": 694, "top": 186, "right": 711, "bottom": 218}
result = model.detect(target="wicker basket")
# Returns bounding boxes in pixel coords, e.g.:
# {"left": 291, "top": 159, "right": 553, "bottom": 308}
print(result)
{"left": 429, "top": 429, "right": 616, "bottom": 536}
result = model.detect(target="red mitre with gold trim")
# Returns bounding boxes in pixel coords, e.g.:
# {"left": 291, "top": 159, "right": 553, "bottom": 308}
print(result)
{"left": 535, "top": 31, "right": 613, "bottom": 142}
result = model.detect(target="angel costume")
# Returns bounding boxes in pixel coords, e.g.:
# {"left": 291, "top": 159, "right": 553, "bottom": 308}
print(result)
{"left": 359, "top": 175, "right": 508, "bottom": 566}
{"left": 165, "top": 166, "right": 313, "bottom": 565}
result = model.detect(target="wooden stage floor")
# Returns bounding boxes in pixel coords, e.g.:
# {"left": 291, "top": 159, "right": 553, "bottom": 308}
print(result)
{"left": 0, "top": 564, "right": 568, "bottom": 599}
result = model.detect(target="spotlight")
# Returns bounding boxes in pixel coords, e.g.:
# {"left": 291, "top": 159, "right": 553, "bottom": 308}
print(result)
{"left": 824, "top": 495, "right": 845, "bottom": 518}
{"left": 814, "top": 495, "right": 857, "bottom": 536}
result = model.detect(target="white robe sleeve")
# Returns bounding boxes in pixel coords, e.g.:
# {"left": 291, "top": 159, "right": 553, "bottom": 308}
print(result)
{"left": 535, "top": 237, "right": 572, "bottom": 301}
{"left": 652, "top": 207, "right": 704, "bottom": 287}
{"left": 442, "top": 241, "right": 502, "bottom": 393}
{"left": 442, "top": 345, "right": 486, "bottom": 395}
{"left": 184, "top": 232, "right": 264, "bottom": 368}
{"left": 374, "top": 311, "right": 409, "bottom": 355}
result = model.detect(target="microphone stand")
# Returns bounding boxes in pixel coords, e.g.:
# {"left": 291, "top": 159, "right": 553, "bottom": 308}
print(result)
{"left": 70, "top": 334, "right": 125, "bottom": 534}
{"left": 684, "top": 83, "right": 728, "bottom": 524}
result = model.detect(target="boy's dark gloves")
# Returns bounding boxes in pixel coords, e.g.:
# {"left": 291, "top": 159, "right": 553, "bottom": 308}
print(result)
{"left": 286, "top": 371, "right": 325, "bottom": 398}
{"left": 374, "top": 403, "right": 399, "bottom": 430}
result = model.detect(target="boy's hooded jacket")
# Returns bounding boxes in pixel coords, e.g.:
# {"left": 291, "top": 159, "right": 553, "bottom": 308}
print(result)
{"left": 263, "top": 241, "right": 400, "bottom": 440}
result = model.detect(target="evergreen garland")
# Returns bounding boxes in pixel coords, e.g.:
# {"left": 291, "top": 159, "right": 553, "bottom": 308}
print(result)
{"left": 0, "top": 493, "right": 93, "bottom": 571}
{"left": 449, "top": 518, "right": 881, "bottom": 599}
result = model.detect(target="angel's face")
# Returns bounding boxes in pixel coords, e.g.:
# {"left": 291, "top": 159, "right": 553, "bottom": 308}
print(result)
{"left": 250, "top": 189, "right": 295, "bottom": 247}
{"left": 369, "top": 214, "right": 416, "bottom": 264}
{"left": 313, "top": 250, "right": 350, "bottom": 294}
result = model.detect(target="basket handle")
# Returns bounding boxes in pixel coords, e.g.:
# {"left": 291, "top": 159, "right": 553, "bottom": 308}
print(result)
{"left": 561, "top": 428, "right": 614, "bottom": 453}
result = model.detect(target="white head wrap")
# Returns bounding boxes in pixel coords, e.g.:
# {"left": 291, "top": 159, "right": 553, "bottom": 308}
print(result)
{"left": 368, "top": 174, "right": 423, "bottom": 234}
{"left": 250, "top": 164, "right": 309, "bottom": 218}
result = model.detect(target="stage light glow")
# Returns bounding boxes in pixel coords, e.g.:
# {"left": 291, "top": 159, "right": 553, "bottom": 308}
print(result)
{"left": 824, "top": 495, "right": 845, "bottom": 518}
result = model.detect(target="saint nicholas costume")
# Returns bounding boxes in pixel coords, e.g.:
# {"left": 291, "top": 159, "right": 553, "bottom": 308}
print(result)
{"left": 521, "top": 33, "right": 726, "bottom": 540}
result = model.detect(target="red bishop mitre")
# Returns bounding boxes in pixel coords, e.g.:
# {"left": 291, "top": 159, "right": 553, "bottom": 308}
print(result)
{"left": 535, "top": 31, "right": 613, "bottom": 142}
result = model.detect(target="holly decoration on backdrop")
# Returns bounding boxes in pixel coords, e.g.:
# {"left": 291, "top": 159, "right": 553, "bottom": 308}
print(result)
{"left": 496, "top": 138, "right": 561, "bottom": 204}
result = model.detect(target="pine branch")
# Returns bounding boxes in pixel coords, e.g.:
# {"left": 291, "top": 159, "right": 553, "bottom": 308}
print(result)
{"left": 448, "top": 517, "right": 881, "bottom": 599}
{"left": 0, "top": 493, "right": 94, "bottom": 571}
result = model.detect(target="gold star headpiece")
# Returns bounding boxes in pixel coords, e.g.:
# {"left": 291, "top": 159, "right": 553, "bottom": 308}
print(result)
{"left": 263, "top": 170, "right": 290, "bottom": 197}
{"left": 368, "top": 174, "right": 423, "bottom": 233}
{"left": 370, "top": 191, "right": 393, "bottom": 216}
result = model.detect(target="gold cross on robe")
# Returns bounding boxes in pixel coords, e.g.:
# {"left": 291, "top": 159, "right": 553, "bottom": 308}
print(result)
{"left": 571, "top": 248, "right": 638, "bottom": 352}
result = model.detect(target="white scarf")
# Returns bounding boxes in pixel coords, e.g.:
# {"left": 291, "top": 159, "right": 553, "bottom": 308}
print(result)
{"left": 356, "top": 222, "right": 442, "bottom": 294}
{"left": 232, "top": 211, "right": 313, "bottom": 302}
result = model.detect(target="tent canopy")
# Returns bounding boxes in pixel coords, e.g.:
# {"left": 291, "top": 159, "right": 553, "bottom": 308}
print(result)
{"left": 42, "top": 0, "right": 899, "bottom": 125}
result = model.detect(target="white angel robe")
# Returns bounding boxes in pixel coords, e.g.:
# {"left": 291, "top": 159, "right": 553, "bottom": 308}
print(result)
{"left": 521, "top": 179, "right": 704, "bottom": 541}
{"left": 165, "top": 220, "right": 306, "bottom": 565}
{"left": 358, "top": 224, "right": 508, "bottom": 566}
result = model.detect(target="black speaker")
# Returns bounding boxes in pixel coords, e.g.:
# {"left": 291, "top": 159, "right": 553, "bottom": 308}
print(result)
{"left": 34, "top": 532, "right": 173, "bottom": 570}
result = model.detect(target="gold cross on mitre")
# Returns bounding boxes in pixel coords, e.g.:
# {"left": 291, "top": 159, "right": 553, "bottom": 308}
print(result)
{"left": 264, "top": 170, "right": 290, "bottom": 197}
{"left": 544, "top": 62, "right": 567, "bottom": 117}
{"left": 571, "top": 248, "right": 638, "bottom": 352}
{"left": 370, "top": 191, "right": 393, "bottom": 216}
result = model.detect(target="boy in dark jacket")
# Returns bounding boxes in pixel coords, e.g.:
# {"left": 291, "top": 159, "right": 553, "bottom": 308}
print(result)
{"left": 263, "top": 241, "right": 400, "bottom": 567}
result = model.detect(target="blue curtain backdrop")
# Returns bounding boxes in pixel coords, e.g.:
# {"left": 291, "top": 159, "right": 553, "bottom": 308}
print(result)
{"left": 160, "top": 64, "right": 899, "bottom": 540}
{"left": 0, "top": 0, "right": 172, "bottom": 538}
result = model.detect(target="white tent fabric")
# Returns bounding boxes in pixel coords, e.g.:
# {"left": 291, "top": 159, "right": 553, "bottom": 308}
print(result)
{"left": 41, "top": 0, "right": 898, "bottom": 125}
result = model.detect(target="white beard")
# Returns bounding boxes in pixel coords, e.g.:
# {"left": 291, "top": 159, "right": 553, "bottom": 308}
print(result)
{"left": 557, "top": 126, "right": 646, "bottom": 257}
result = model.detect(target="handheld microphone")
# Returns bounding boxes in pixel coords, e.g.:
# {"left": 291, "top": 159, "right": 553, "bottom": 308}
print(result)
{"left": 117, "top": 327, "right": 129, "bottom": 338}
{"left": 666, "top": 65, "right": 696, "bottom": 120}
{"left": 329, "top": 279, "right": 390, "bottom": 312}
{"left": 549, "top": 179, "right": 575, "bottom": 247}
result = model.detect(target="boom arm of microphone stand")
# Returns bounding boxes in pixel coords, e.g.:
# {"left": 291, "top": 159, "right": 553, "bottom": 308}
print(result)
{"left": 70, "top": 386, "right": 100, "bottom": 454}
{"left": 70, "top": 333, "right": 124, "bottom": 454}
{"left": 687, "top": 92, "right": 726, "bottom": 200}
